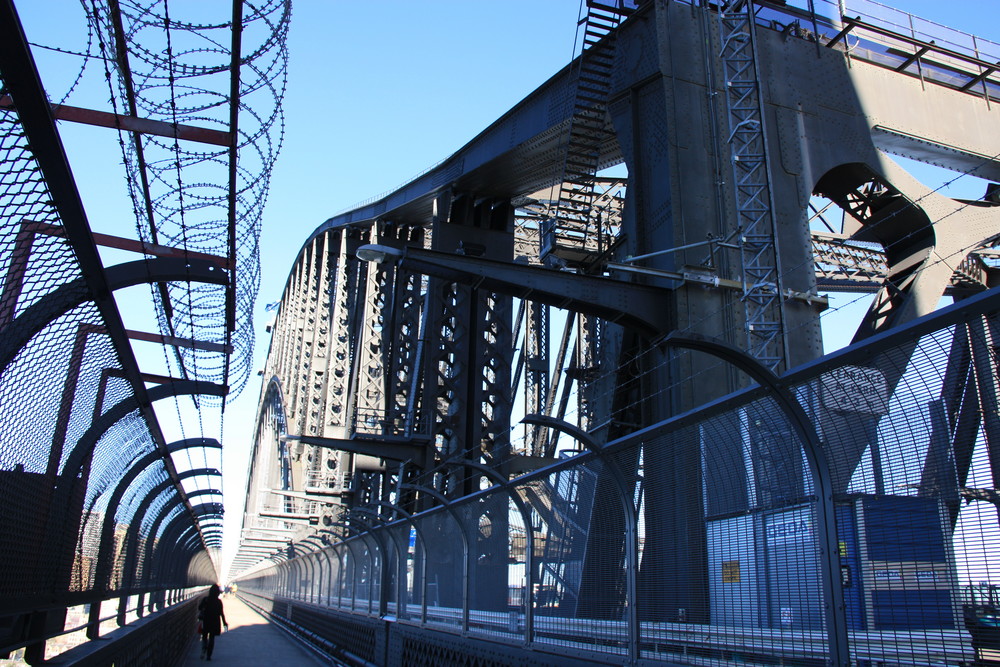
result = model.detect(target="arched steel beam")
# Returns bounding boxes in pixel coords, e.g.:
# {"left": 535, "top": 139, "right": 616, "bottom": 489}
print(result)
{"left": 176, "top": 530, "right": 204, "bottom": 560}
{"left": 319, "top": 521, "right": 373, "bottom": 612}
{"left": 122, "top": 504, "right": 194, "bottom": 624}
{"left": 174, "top": 541, "right": 213, "bottom": 591}
{"left": 60, "top": 382, "right": 228, "bottom": 490}
{"left": 200, "top": 536, "right": 223, "bottom": 550}
{"left": 155, "top": 500, "right": 223, "bottom": 587}
{"left": 161, "top": 526, "right": 204, "bottom": 590}
{"left": 197, "top": 527, "right": 224, "bottom": 547}
{"left": 152, "top": 503, "right": 224, "bottom": 588}
{"left": 86, "top": 440, "right": 219, "bottom": 636}
{"left": 108, "top": 469, "right": 220, "bottom": 590}
{"left": 519, "top": 413, "right": 639, "bottom": 650}
{"left": 46, "top": 383, "right": 226, "bottom": 589}
{"left": 113, "top": 472, "right": 220, "bottom": 624}
{"left": 91, "top": 439, "right": 221, "bottom": 597}
{"left": 144, "top": 499, "right": 222, "bottom": 590}
{"left": 658, "top": 332, "right": 849, "bottom": 666}
{"left": 399, "top": 483, "right": 472, "bottom": 628}
{"left": 348, "top": 508, "right": 405, "bottom": 616}
{"left": 0, "top": 257, "right": 227, "bottom": 373}
{"left": 344, "top": 513, "right": 392, "bottom": 615}
{"left": 437, "top": 458, "right": 538, "bottom": 635}
{"left": 371, "top": 500, "right": 430, "bottom": 621}
{"left": 300, "top": 535, "right": 336, "bottom": 605}
{"left": 152, "top": 530, "right": 202, "bottom": 604}
{"left": 520, "top": 413, "right": 600, "bottom": 453}
{"left": 288, "top": 538, "right": 325, "bottom": 605}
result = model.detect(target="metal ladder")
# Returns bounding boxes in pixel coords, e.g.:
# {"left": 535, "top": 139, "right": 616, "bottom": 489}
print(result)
{"left": 542, "top": 0, "right": 633, "bottom": 266}
{"left": 717, "top": 1, "right": 786, "bottom": 370}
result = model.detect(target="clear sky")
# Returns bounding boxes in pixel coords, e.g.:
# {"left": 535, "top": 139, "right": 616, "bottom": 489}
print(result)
{"left": 11, "top": 0, "right": 998, "bottom": 574}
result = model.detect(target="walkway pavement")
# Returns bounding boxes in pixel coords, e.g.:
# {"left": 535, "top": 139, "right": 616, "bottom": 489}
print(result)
{"left": 178, "top": 597, "right": 331, "bottom": 666}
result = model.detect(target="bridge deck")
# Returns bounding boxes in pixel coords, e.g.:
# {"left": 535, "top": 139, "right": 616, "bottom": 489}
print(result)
{"left": 178, "top": 597, "right": 330, "bottom": 666}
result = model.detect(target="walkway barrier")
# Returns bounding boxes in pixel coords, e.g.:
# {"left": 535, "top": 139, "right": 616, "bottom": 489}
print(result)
{"left": 238, "top": 288, "right": 1000, "bottom": 666}
{"left": 0, "top": 9, "right": 223, "bottom": 662}
{"left": 42, "top": 595, "right": 199, "bottom": 667}
{"left": 239, "top": 590, "right": 616, "bottom": 667}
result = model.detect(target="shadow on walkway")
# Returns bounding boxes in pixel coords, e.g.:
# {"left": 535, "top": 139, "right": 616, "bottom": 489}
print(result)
{"left": 178, "top": 596, "right": 329, "bottom": 666}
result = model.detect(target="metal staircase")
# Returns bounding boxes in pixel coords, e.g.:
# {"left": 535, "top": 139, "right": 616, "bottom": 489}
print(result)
{"left": 542, "top": 0, "right": 633, "bottom": 266}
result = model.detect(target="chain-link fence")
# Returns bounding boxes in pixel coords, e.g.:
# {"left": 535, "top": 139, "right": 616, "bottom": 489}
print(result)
{"left": 239, "top": 287, "right": 1000, "bottom": 666}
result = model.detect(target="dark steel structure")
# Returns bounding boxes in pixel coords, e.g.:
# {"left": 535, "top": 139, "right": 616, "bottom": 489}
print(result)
{"left": 235, "top": 1, "right": 1000, "bottom": 665}
{"left": 2, "top": 0, "right": 999, "bottom": 664}
{"left": 0, "top": 0, "right": 287, "bottom": 663}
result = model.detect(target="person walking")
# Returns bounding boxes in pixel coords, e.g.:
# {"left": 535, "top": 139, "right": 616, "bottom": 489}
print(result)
{"left": 198, "top": 584, "right": 228, "bottom": 661}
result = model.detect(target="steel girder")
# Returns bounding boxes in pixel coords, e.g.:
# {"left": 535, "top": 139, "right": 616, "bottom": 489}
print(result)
{"left": 240, "top": 2, "right": 1000, "bottom": 603}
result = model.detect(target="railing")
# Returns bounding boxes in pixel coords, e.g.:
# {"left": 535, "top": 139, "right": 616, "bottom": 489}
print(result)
{"left": 43, "top": 595, "right": 201, "bottom": 667}
{"left": 238, "top": 286, "right": 1000, "bottom": 665}
{"left": 753, "top": 0, "right": 1000, "bottom": 102}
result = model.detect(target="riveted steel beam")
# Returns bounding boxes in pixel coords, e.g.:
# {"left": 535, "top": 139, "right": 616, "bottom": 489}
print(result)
{"left": 282, "top": 434, "right": 428, "bottom": 463}
{"left": 368, "top": 245, "right": 673, "bottom": 338}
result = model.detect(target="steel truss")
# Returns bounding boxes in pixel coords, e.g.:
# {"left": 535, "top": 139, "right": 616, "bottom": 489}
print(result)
{"left": 237, "top": 6, "right": 1000, "bottom": 667}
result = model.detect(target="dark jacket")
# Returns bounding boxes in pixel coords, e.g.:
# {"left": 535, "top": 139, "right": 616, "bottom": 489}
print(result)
{"left": 198, "top": 596, "right": 225, "bottom": 635}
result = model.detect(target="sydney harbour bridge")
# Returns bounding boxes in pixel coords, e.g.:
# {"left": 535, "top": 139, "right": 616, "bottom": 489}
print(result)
{"left": 1, "top": 0, "right": 999, "bottom": 665}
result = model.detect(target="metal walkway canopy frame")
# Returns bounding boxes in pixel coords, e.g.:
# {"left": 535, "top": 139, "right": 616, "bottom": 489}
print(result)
{"left": 0, "top": 0, "right": 289, "bottom": 663}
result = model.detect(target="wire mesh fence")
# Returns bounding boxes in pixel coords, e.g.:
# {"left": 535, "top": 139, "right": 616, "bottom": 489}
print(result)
{"left": 239, "top": 289, "right": 1000, "bottom": 666}
{"left": 0, "top": 23, "right": 218, "bottom": 663}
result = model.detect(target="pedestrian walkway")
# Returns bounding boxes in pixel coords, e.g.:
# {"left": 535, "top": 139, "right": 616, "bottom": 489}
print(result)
{"left": 179, "top": 597, "right": 330, "bottom": 666}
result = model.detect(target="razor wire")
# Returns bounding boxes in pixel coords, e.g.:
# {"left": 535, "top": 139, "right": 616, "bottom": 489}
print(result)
{"left": 88, "top": 0, "right": 290, "bottom": 397}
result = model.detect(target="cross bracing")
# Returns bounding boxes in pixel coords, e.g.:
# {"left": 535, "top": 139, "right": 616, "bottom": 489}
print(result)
{"left": 235, "top": 2, "right": 1000, "bottom": 665}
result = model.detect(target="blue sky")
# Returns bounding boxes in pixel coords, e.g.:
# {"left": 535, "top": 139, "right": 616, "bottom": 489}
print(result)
{"left": 12, "top": 0, "right": 998, "bottom": 571}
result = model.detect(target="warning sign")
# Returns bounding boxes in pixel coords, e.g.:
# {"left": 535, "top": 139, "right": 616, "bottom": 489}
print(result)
{"left": 722, "top": 560, "right": 741, "bottom": 583}
{"left": 820, "top": 366, "right": 888, "bottom": 415}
